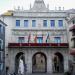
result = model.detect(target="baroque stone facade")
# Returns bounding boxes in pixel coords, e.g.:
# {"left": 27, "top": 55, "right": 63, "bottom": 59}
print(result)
{"left": 1, "top": 0, "right": 75, "bottom": 74}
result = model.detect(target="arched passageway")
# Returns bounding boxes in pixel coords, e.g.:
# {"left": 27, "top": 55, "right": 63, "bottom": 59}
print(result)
{"left": 32, "top": 52, "right": 47, "bottom": 73}
{"left": 15, "top": 52, "right": 25, "bottom": 74}
{"left": 53, "top": 52, "right": 64, "bottom": 73}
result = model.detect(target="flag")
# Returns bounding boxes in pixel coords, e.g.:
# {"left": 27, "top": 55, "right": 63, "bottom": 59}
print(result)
{"left": 46, "top": 33, "right": 50, "bottom": 43}
{"left": 28, "top": 33, "right": 31, "bottom": 43}
{"left": 34, "top": 33, "right": 37, "bottom": 43}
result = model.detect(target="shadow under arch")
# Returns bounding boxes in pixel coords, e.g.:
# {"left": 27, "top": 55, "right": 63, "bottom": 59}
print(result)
{"left": 32, "top": 52, "right": 47, "bottom": 73}
{"left": 15, "top": 52, "right": 25, "bottom": 74}
{"left": 53, "top": 52, "right": 64, "bottom": 73}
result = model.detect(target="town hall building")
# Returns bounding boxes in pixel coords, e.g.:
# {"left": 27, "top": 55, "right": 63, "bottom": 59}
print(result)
{"left": 0, "top": 0, "right": 70, "bottom": 74}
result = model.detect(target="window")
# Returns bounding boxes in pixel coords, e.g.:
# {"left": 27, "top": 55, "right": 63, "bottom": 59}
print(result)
{"left": 0, "top": 51, "right": 3, "bottom": 62}
{"left": 0, "top": 63, "right": 3, "bottom": 71}
{"left": 73, "top": 40, "right": 75, "bottom": 48}
{"left": 72, "top": 20, "right": 75, "bottom": 24}
{"left": 16, "top": 20, "right": 20, "bottom": 27}
{"left": 0, "top": 39, "right": 3, "bottom": 50}
{"left": 37, "top": 37, "right": 43, "bottom": 43}
{"left": 73, "top": 56, "right": 75, "bottom": 61}
{"left": 24, "top": 20, "right": 28, "bottom": 27}
{"left": 32, "top": 20, "right": 36, "bottom": 27}
{"left": 18, "top": 37, "right": 25, "bottom": 43}
{"left": 54, "top": 37, "right": 61, "bottom": 43}
{"left": 43, "top": 20, "right": 47, "bottom": 27}
{"left": 0, "top": 24, "right": 3, "bottom": 33}
{"left": 51, "top": 20, "right": 55, "bottom": 27}
{"left": 58, "top": 20, "right": 63, "bottom": 27}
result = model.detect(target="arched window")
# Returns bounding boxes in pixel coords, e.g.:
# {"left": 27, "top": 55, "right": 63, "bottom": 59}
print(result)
{"left": 0, "top": 39, "right": 3, "bottom": 50}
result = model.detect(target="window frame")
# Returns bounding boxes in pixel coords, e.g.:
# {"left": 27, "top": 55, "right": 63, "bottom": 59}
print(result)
{"left": 16, "top": 20, "right": 20, "bottom": 27}
{"left": 37, "top": 37, "right": 43, "bottom": 43}
{"left": 24, "top": 20, "right": 28, "bottom": 27}
{"left": 54, "top": 37, "right": 61, "bottom": 43}
{"left": 32, "top": 20, "right": 36, "bottom": 27}
{"left": 50, "top": 20, "right": 55, "bottom": 27}
{"left": 0, "top": 51, "right": 3, "bottom": 62}
{"left": 58, "top": 20, "right": 63, "bottom": 27}
{"left": 18, "top": 37, "right": 25, "bottom": 43}
{"left": 72, "top": 20, "right": 75, "bottom": 24}
{"left": 0, "top": 63, "right": 3, "bottom": 71}
{"left": 0, "top": 39, "right": 3, "bottom": 50}
{"left": 0, "top": 24, "right": 3, "bottom": 33}
{"left": 43, "top": 20, "right": 47, "bottom": 27}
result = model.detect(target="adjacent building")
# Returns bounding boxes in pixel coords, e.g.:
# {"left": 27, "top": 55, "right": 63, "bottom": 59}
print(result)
{"left": 0, "top": 0, "right": 71, "bottom": 74}
{"left": 0, "top": 20, "right": 7, "bottom": 75}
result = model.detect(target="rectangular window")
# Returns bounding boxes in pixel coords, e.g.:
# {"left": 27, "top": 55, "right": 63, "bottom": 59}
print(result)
{"left": 37, "top": 37, "right": 43, "bottom": 43}
{"left": 51, "top": 20, "right": 55, "bottom": 27}
{"left": 0, "top": 25, "right": 3, "bottom": 33}
{"left": 16, "top": 20, "right": 20, "bottom": 27}
{"left": 24, "top": 20, "right": 28, "bottom": 27}
{"left": 0, "top": 40, "right": 3, "bottom": 50}
{"left": 73, "top": 40, "right": 75, "bottom": 48}
{"left": 0, "top": 63, "right": 3, "bottom": 71}
{"left": 32, "top": 20, "right": 36, "bottom": 27}
{"left": 43, "top": 20, "right": 47, "bottom": 27}
{"left": 73, "top": 56, "right": 75, "bottom": 61}
{"left": 0, "top": 51, "right": 3, "bottom": 62}
{"left": 18, "top": 37, "right": 25, "bottom": 43}
{"left": 58, "top": 20, "right": 63, "bottom": 27}
{"left": 73, "top": 20, "right": 75, "bottom": 24}
{"left": 54, "top": 37, "right": 61, "bottom": 43}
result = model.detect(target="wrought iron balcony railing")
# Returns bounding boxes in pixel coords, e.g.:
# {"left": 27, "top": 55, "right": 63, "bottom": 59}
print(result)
{"left": 8, "top": 43, "right": 69, "bottom": 48}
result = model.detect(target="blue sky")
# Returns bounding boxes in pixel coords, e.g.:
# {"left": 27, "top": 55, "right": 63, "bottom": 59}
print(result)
{"left": 0, "top": 0, "right": 75, "bottom": 14}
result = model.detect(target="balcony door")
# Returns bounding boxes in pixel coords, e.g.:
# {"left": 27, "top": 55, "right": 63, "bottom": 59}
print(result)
{"left": 37, "top": 37, "right": 43, "bottom": 43}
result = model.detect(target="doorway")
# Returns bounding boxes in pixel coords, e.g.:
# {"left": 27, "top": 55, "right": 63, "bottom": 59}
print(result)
{"left": 32, "top": 52, "right": 47, "bottom": 73}
{"left": 53, "top": 52, "right": 64, "bottom": 73}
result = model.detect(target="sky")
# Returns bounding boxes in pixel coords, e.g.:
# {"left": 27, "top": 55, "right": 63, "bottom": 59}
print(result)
{"left": 0, "top": 0, "right": 75, "bottom": 14}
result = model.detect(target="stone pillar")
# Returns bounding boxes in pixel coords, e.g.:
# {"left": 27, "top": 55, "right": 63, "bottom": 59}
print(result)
{"left": 64, "top": 55, "right": 69, "bottom": 72}
{"left": 47, "top": 54, "right": 52, "bottom": 73}
{"left": 26, "top": 50, "right": 32, "bottom": 74}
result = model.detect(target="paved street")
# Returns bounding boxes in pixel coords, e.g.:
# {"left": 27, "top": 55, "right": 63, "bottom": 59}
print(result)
{"left": 25, "top": 73, "right": 64, "bottom": 75}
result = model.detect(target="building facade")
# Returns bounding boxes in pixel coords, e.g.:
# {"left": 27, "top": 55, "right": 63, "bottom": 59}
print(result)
{"left": 0, "top": 0, "right": 70, "bottom": 74}
{"left": 0, "top": 20, "right": 6, "bottom": 75}
{"left": 68, "top": 10, "right": 75, "bottom": 73}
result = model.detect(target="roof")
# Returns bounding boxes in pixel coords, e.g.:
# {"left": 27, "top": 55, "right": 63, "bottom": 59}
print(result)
{"left": 30, "top": 0, "right": 48, "bottom": 12}
{"left": 0, "top": 20, "right": 7, "bottom": 26}
{"left": 2, "top": 10, "right": 13, "bottom": 16}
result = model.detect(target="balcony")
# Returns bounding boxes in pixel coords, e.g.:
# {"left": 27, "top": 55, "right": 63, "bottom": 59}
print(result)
{"left": 8, "top": 43, "right": 69, "bottom": 48}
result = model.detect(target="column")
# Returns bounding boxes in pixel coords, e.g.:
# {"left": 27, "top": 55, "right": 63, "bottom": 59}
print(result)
{"left": 47, "top": 54, "right": 52, "bottom": 73}
{"left": 64, "top": 55, "right": 69, "bottom": 72}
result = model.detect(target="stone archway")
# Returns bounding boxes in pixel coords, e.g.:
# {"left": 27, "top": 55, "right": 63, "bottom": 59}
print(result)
{"left": 53, "top": 52, "right": 64, "bottom": 73}
{"left": 15, "top": 52, "right": 25, "bottom": 74}
{"left": 32, "top": 52, "right": 47, "bottom": 73}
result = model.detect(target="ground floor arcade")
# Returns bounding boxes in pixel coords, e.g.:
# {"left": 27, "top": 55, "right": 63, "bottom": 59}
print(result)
{"left": 6, "top": 47, "right": 69, "bottom": 74}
